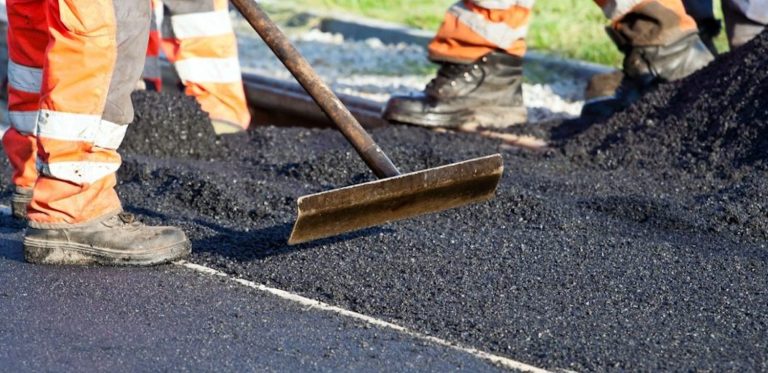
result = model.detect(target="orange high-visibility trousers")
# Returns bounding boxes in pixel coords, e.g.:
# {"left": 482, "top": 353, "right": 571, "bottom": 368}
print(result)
{"left": 143, "top": 0, "right": 251, "bottom": 130}
{"left": 428, "top": 0, "right": 698, "bottom": 63}
{"left": 2, "top": 0, "right": 150, "bottom": 225}
{"left": 2, "top": 0, "right": 47, "bottom": 190}
{"left": 429, "top": 0, "right": 535, "bottom": 63}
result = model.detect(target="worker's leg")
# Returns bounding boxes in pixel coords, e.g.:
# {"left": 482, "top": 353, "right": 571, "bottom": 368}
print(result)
{"left": 143, "top": 0, "right": 165, "bottom": 91}
{"left": 2, "top": 0, "right": 46, "bottom": 219}
{"left": 384, "top": 0, "right": 532, "bottom": 128}
{"left": 722, "top": 0, "right": 767, "bottom": 49}
{"left": 428, "top": 0, "right": 534, "bottom": 63}
{"left": 583, "top": 0, "right": 714, "bottom": 118}
{"left": 602, "top": 0, "right": 712, "bottom": 80}
{"left": 681, "top": 0, "right": 714, "bottom": 21}
{"left": 681, "top": 0, "right": 720, "bottom": 53}
{"left": 162, "top": 0, "right": 250, "bottom": 133}
{"left": 23, "top": 0, "right": 189, "bottom": 266}
{"left": 597, "top": 0, "right": 697, "bottom": 48}
{"left": 29, "top": 0, "right": 129, "bottom": 224}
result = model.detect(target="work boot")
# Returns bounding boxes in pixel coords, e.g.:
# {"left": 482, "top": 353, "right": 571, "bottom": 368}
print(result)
{"left": 24, "top": 212, "right": 191, "bottom": 266}
{"left": 582, "top": 31, "right": 714, "bottom": 119}
{"left": 11, "top": 186, "right": 33, "bottom": 220}
{"left": 384, "top": 51, "right": 526, "bottom": 128}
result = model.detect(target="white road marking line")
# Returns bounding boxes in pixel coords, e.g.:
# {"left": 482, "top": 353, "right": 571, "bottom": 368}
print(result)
{"left": 177, "top": 260, "right": 551, "bottom": 373}
{"left": 0, "top": 205, "right": 11, "bottom": 216}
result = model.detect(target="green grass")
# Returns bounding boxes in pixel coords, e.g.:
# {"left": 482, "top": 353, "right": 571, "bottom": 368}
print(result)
{"left": 284, "top": 0, "right": 729, "bottom": 66}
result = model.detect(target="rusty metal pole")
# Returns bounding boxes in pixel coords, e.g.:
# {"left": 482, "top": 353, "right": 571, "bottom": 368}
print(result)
{"left": 229, "top": 0, "right": 401, "bottom": 179}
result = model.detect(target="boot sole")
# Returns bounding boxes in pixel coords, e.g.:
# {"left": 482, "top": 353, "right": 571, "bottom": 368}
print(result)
{"left": 23, "top": 237, "right": 191, "bottom": 266}
{"left": 385, "top": 106, "right": 527, "bottom": 129}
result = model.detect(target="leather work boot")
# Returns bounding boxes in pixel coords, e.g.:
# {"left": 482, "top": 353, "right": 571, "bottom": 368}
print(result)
{"left": 11, "top": 186, "right": 33, "bottom": 220}
{"left": 24, "top": 212, "right": 191, "bottom": 266}
{"left": 582, "top": 31, "right": 714, "bottom": 119}
{"left": 384, "top": 51, "right": 526, "bottom": 128}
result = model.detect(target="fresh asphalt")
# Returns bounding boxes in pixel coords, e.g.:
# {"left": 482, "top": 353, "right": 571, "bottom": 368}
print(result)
{"left": 3, "top": 32, "right": 768, "bottom": 372}
{"left": 0, "top": 215, "right": 506, "bottom": 372}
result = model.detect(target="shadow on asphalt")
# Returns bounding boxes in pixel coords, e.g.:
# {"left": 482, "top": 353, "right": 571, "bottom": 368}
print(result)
{"left": 0, "top": 212, "right": 24, "bottom": 262}
{"left": 0, "top": 237, "right": 24, "bottom": 263}
{"left": 192, "top": 222, "right": 391, "bottom": 261}
{"left": 127, "top": 205, "right": 391, "bottom": 262}
{"left": 550, "top": 116, "right": 598, "bottom": 141}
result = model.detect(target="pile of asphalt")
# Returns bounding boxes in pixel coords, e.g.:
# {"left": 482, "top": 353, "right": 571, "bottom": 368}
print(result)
{"left": 121, "top": 91, "right": 220, "bottom": 160}
{"left": 564, "top": 30, "right": 768, "bottom": 175}
{"left": 560, "top": 30, "right": 768, "bottom": 243}
{"left": 114, "top": 121, "right": 767, "bottom": 371}
{"left": 2, "top": 31, "right": 767, "bottom": 371}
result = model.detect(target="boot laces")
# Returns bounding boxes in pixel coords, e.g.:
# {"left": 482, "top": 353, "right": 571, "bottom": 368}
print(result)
{"left": 426, "top": 61, "right": 480, "bottom": 93}
{"left": 115, "top": 212, "right": 143, "bottom": 227}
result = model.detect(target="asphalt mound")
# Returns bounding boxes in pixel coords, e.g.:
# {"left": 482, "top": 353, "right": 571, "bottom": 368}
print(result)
{"left": 560, "top": 29, "right": 768, "bottom": 243}
{"left": 121, "top": 91, "right": 221, "bottom": 160}
{"left": 565, "top": 30, "right": 768, "bottom": 176}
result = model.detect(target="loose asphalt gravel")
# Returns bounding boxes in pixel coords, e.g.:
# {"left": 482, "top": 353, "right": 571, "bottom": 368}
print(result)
{"left": 1, "top": 27, "right": 767, "bottom": 373}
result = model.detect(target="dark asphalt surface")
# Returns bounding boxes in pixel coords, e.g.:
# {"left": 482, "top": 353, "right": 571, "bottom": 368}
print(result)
{"left": 0, "top": 216, "right": 506, "bottom": 372}
{"left": 113, "top": 121, "right": 767, "bottom": 372}
{"left": 115, "top": 33, "right": 768, "bottom": 371}
{"left": 2, "top": 27, "right": 767, "bottom": 373}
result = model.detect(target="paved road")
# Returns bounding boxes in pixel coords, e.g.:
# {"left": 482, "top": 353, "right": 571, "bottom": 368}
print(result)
{"left": 0, "top": 214, "right": 506, "bottom": 372}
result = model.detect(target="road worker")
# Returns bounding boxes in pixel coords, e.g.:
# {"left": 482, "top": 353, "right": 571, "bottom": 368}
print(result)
{"left": 384, "top": 0, "right": 766, "bottom": 128}
{"left": 143, "top": 0, "right": 251, "bottom": 134}
{"left": 2, "top": 0, "right": 190, "bottom": 265}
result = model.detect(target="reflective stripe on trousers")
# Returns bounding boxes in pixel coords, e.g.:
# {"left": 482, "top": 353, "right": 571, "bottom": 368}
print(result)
{"left": 429, "top": 0, "right": 534, "bottom": 63}
{"left": 2, "top": 0, "right": 47, "bottom": 188}
{"left": 150, "top": 0, "right": 251, "bottom": 129}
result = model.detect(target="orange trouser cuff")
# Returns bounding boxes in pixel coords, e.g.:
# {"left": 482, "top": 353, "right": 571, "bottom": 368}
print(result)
{"left": 2, "top": 128, "right": 38, "bottom": 188}
{"left": 597, "top": 0, "right": 698, "bottom": 45}
{"left": 428, "top": 0, "right": 698, "bottom": 63}
{"left": 428, "top": 0, "right": 532, "bottom": 63}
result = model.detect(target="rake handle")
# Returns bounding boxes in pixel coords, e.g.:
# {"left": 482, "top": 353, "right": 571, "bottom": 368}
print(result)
{"left": 230, "top": 0, "right": 401, "bottom": 179}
